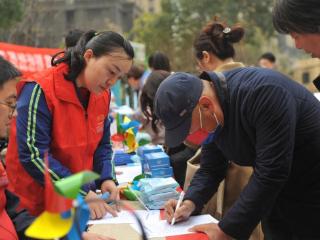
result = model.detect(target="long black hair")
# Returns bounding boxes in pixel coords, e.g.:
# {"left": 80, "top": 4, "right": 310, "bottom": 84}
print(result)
{"left": 272, "top": 0, "right": 320, "bottom": 34}
{"left": 51, "top": 30, "right": 134, "bottom": 82}
{"left": 140, "top": 70, "right": 170, "bottom": 134}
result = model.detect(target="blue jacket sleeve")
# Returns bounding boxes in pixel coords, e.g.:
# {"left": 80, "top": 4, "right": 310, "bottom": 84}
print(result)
{"left": 183, "top": 142, "right": 229, "bottom": 213}
{"left": 93, "top": 116, "right": 116, "bottom": 189}
{"left": 16, "top": 83, "right": 87, "bottom": 191}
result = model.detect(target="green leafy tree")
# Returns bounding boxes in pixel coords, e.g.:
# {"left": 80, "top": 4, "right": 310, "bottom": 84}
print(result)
{"left": 129, "top": 1, "right": 176, "bottom": 66}
{"left": 130, "top": 0, "right": 275, "bottom": 71}
{"left": 0, "top": 0, "right": 23, "bottom": 29}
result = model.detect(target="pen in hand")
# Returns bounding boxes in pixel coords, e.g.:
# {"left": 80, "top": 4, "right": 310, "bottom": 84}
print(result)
{"left": 171, "top": 191, "right": 185, "bottom": 225}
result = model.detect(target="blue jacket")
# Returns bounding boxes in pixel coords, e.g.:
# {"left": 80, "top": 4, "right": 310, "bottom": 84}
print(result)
{"left": 184, "top": 67, "right": 320, "bottom": 238}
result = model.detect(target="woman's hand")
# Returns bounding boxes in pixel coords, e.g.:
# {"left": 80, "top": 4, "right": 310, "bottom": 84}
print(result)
{"left": 85, "top": 190, "right": 117, "bottom": 219}
{"left": 101, "top": 180, "right": 120, "bottom": 211}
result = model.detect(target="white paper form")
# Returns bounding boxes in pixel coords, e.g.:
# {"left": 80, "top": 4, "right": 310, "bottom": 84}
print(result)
{"left": 115, "top": 164, "right": 142, "bottom": 185}
{"left": 87, "top": 210, "right": 159, "bottom": 225}
{"left": 132, "top": 214, "right": 219, "bottom": 238}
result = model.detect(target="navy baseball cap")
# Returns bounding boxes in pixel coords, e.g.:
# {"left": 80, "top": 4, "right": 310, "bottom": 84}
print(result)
{"left": 154, "top": 72, "right": 203, "bottom": 147}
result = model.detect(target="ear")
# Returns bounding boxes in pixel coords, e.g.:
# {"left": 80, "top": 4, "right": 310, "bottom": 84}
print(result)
{"left": 202, "top": 51, "right": 211, "bottom": 64}
{"left": 198, "top": 96, "right": 214, "bottom": 113}
{"left": 83, "top": 49, "right": 94, "bottom": 63}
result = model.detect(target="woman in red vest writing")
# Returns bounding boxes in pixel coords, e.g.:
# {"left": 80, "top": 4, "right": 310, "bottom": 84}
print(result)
{"left": 6, "top": 30, "right": 134, "bottom": 219}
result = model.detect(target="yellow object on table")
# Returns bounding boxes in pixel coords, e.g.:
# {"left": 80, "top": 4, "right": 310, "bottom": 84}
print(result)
{"left": 25, "top": 211, "right": 73, "bottom": 239}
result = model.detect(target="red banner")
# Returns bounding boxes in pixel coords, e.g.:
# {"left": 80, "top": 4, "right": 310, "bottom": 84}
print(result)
{"left": 0, "top": 42, "right": 61, "bottom": 75}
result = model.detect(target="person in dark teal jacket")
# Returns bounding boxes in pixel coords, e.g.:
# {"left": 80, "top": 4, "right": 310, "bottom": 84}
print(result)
{"left": 155, "top": 67, "right": 320, "bottom": 239}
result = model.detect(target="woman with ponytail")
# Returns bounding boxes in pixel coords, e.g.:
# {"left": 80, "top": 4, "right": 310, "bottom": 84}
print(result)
{"left": 5, "top": 30, "right": 134, "bottom": 220}
{"left": 193, "top": 20, "right": 245, "bottom": 73}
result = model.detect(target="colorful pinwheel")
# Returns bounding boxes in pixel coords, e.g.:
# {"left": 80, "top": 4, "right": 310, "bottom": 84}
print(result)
{"left": 111, "top": 114, "right": 151, "bottom": 153}
{"left": 25, "top": 154, "right": 100, "bottom": 240}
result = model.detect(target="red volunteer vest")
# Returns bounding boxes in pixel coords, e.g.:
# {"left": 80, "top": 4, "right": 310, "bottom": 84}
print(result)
{"left": 0, "top": 162, "right": 18, "bottom": 240}
{"left": 6, "top": 63, "right": 110, "bottom": 215}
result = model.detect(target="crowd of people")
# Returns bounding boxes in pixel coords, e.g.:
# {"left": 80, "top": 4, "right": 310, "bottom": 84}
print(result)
{"left": 0, "top": 0, "right": 319, "bottom": 239}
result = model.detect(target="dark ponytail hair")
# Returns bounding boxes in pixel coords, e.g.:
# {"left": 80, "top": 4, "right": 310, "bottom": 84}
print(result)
{"left": 194, "top": 20, "right": 244, "bottom": 60}
{"left": 52, "top": 30, "right": 134, "bottom": 81}
{"left": 140, "top": 70, "right": 170, "bottom": 134}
